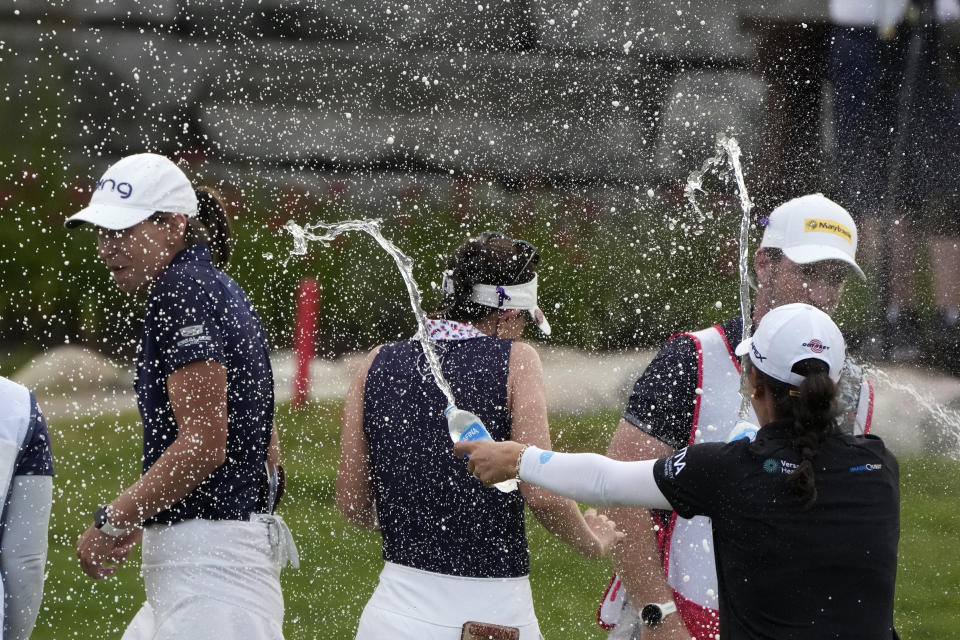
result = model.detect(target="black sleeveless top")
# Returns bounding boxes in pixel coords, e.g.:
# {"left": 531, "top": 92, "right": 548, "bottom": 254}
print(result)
{"left": 363, "top": 337, "right": 528, "bottom": 578}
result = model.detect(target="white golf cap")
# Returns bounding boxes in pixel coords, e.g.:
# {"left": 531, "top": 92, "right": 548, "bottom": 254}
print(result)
{"left": 735, "top": 302, "right": 846, "bottom": 386}
{"left": 760, "top": 193, "right": 865, "bottom": 280}
{"left": 65, "top": 153, "right": 198, "bottom": 230}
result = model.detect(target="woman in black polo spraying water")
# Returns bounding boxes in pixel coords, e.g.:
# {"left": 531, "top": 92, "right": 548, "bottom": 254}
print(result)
{"left": 458, "top": 303, "right": 900, "bottom": 639}
{"left": 69, "top": 153, "right": 295, "bottom": 639}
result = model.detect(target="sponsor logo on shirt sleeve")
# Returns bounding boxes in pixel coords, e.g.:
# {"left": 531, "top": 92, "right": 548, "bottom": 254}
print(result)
{"left": 663, "top": 447, "right": 688, "bottom": 478}
{"left": 180, "top": 324, "right": 204, "bottom": 337}
{"left": 763, "top": 458, "right": 800, "bottom": 474}
{"left": 176, "top": 323, "right": 212, "bottom": 348}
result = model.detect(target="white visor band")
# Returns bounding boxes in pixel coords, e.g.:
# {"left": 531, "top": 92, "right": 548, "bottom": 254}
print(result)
{"left": 470, "top": 274, "right": 551, "bottom": 335}
{"left": 471, "top": 274, "right": 539, "bottom": 310}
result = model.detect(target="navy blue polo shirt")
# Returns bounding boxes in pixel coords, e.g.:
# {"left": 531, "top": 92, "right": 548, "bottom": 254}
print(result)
{"left": 135, "top": 245, "right": 274, "bottom": 526}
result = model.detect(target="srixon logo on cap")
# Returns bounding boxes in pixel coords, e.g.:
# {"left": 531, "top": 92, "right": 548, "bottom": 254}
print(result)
{"left": 95, "top": 178, "right": 133, "bottom": 199}
{"left": 802, "top": 339, "right": 829, "bottom": 354}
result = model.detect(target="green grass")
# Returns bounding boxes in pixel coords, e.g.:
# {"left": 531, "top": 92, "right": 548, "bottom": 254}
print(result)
{"left": 34, "top": 403, "right": 960, "bottom": 639}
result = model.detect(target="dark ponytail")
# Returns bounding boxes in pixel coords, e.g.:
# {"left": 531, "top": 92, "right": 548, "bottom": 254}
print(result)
{"left": 754, "top": 358, "right": 839, "bottom": 509}
{"left": 184, "top": 187, "right": 232, "bottom": 268}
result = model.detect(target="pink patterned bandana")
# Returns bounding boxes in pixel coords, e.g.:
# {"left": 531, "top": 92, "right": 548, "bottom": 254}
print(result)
{"left": 416, "top": 318, "right": 486, "bottom": 341}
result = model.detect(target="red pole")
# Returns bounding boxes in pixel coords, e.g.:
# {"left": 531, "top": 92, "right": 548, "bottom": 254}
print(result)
{"left": 292, "top": 277, "right": 319, "bottom": 409}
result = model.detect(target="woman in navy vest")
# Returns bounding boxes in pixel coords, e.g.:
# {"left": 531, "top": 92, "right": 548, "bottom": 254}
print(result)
{"left": 68, "top": 153, "right": 296, "bottom": 640}
{"left": 336, "top": 232, "right": 622, "bottom": 640}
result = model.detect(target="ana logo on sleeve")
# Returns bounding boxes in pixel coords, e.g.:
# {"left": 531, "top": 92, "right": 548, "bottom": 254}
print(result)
{"left": 664, "top": 447, "right": 688, "bottom": 478}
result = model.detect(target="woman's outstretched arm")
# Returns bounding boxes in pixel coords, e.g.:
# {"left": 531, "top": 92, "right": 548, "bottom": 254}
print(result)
{"left": 455, "top": 439, "right": 672, "bottom": 511}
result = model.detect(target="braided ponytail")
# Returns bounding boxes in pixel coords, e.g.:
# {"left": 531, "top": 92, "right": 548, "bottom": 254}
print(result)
{"left": 184, "top": 187, "right": 232, "bottom": 268}
{"left": 751, "top": 358, "right": 839, "bottom": 509}
{"left": 785, "top": 360, "right": 838, "bottom": 508}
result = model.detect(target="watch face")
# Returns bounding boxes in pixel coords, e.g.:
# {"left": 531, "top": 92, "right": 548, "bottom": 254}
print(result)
{"left": 94, "top": 506, "right": 108, "bottom": 529}
{"left": 640, "top": 603, "right": 663, "bottom": 627}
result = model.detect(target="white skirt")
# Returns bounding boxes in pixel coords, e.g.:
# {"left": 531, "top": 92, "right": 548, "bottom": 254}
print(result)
{"left": 356, "top": 562, "right": 544, "bottom": 640}
{"left": 121, "top": 518, "right": 291, "bottom": 640}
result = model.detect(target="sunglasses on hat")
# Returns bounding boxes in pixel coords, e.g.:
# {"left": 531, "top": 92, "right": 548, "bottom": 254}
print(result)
{"left": 477, "top": 231, "right": 540, "bottom": 285}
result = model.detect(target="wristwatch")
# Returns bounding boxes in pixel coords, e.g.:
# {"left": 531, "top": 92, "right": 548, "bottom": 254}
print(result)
{"left": 640, "top": 601, "right": 678, "bottom": 627}
{"left": 94, "top": 505, "right": 129, "bottom": 538}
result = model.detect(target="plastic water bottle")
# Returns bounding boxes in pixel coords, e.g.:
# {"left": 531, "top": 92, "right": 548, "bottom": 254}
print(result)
{"left": 727, "top": 420, "right": 759, "bottom": 443}
{"left": 445, "top": 406, "right": 518, "bottom": 493}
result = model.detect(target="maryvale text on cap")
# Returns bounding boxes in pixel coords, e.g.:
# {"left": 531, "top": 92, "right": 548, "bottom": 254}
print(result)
{"left": 65, "top": 153, "right": 198, "bottom": 230}
{"left": 759, "top": 193, "right": 866, "bottom": 280}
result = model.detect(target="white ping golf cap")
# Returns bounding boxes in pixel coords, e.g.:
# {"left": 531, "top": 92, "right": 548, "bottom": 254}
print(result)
{"left": 735, "top": 303, "right": 846, "bottom": 386}
{"left": 65, "top": 153, "right": 198, "bottom": 230}
{"left": 760, "top": 193, "right": 865, "bottom": 280}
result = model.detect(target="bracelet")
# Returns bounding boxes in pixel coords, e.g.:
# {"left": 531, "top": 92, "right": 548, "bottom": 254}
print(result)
{"left": 514, "top": 444, "right": 529, "bottom": 480}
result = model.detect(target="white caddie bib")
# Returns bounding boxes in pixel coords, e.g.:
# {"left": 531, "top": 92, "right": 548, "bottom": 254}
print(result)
{"left": 662, "top": 325, "right": 873, "bottom": 636}
{"left": 599, "top": 324, "right": 873, "bottom": 634}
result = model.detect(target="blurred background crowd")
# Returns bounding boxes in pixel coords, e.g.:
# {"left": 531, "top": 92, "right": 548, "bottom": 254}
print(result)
{"left": 1, "top": 0, "right": 959, "bottom": 373}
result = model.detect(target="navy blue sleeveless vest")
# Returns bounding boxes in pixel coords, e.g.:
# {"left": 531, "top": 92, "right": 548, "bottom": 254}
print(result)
{"left": 363, "top": 337, "right": 528, "bottom": 578}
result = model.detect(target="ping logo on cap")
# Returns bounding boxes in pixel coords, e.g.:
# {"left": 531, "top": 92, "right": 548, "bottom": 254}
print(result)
{"left": 804, "top": 218, "right": 852, "bottom": 242}
{"left": 95, "top": 178, "right": 133, "bottom": 199}
{"left": 802, "top": 339, "right": 829, "bottom": 354}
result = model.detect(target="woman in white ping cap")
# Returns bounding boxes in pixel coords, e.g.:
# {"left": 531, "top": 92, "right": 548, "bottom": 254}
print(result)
{"left": 336, "top": 231, "right": 622, "bottom": 640}
{"left": 67, "top": 153, "right": 296, "bottom": 639}
{"left": 457, "top": 303, "right": 901, "bottom": 640}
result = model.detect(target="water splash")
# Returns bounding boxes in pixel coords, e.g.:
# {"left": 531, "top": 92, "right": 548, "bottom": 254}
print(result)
{"left": 683, "top": 143, "right": 724, "bottom": 225}
{"left": 686, "top": 134, "right": 754, "bottom": 419}
{"left": 283, "top": 218, "right": 457, "bottom": 408}
{"left": 866, "top": 366, "right": 960, "bottom": 459}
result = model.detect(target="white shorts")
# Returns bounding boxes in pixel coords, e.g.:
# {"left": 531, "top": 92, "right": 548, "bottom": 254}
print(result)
{"left": 121, "top": 519, "right": 285, "bottom": 640}
{"left": 356, "top": 562, "right": 544, "bottom": 640}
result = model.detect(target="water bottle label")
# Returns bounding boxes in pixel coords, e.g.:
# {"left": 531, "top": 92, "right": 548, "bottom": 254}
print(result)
{"left": 727, "top": 420, "right": 759, "bottom": 443}
{"left": 459, "top": 422, "right": 491, "bottom": 442}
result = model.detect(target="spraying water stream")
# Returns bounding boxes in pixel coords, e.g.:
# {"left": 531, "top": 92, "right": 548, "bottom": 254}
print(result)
{"left": 685, "top": 135, "right": 960, "bottom": 457}
{"left": 283, "top": 218, "right": 457, "bottom": 408}
{"left": 865, "top": 367, "right": 960, "bottom": 458}
{"left": 686, "top": 134, "right": 754, "bottom": 420}
{"left": 282, "top": 218, "right": 520, "bottom": 491}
